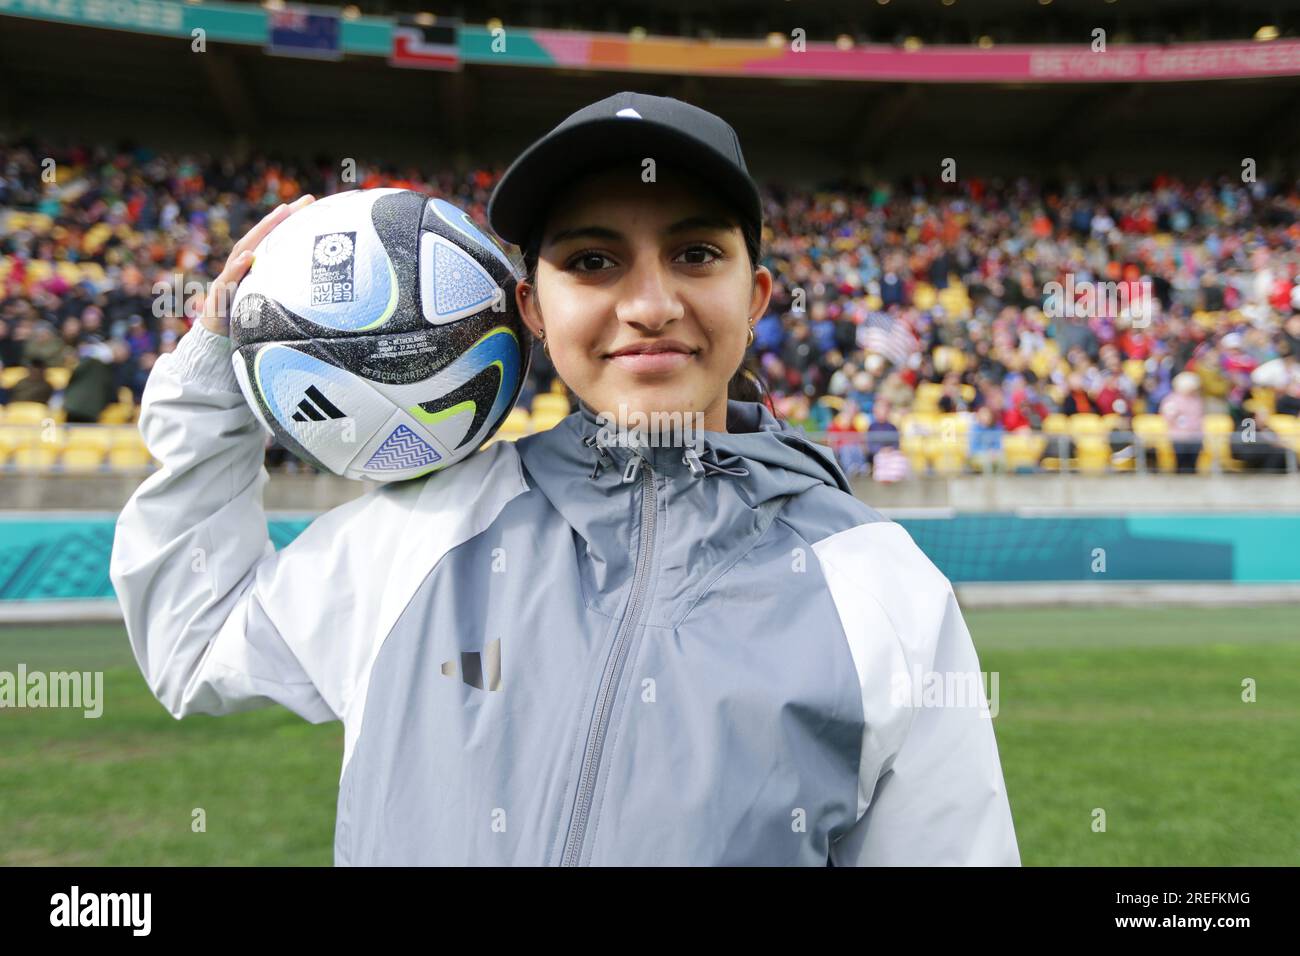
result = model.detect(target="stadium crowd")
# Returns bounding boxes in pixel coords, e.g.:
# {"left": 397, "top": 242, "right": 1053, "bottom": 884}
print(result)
{"left": 3, "top": 138, "right": 1300, "bottom": 476}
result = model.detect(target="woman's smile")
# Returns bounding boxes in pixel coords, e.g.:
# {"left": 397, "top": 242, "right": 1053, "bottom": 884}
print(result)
{"left": 605, "top": 349, "right": 699, "bottom": 374}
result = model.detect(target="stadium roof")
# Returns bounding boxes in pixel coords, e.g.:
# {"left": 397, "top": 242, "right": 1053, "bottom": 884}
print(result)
{"left": 3, "top": 15, "right": 1298, "bottom": 181}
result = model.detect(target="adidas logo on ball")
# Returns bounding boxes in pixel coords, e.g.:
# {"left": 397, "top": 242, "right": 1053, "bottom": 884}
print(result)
{"left": 291, "top": 385, "right": 347, "bottom": 423}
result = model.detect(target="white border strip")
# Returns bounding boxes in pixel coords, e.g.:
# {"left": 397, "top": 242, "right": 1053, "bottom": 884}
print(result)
{"left": 954, "top": 582, "right": 1300, "bottom": 608}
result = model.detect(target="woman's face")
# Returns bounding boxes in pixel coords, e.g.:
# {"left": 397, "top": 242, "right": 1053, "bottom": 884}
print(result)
{"left": 516, "top": 164, "right": 772, "bottom": 433}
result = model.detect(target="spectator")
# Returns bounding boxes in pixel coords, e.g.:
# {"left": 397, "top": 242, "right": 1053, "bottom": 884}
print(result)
{"left": 969, "top": 405, "right": 1005, "bottom": 472}
{"left": 828, "top": 401, "right": 868, "bottom": 477}
{"left": 1061, "top": 372, "right": 1096, "bottom": 416}
{"left": 63, "top": 338, "right": 119, "bottom": 424}
{"left": 865, "top": 397, "right": 901, "bottom": 464}
{"left": 1160, "top": 371, "right": 1205, "bottom": 473}
{"left": 9, "top": 357, "right": 54, "bottom": 404}
{"left": 1229, "top": 407, "right": 1291, "bottom": 472}
{"left": 22, "top": 320, "right": 66, "bottom": 369}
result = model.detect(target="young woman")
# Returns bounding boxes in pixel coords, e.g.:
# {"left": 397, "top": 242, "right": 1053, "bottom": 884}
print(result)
{"left": 111, "top": 92, "right": 1018, "bottom": 866}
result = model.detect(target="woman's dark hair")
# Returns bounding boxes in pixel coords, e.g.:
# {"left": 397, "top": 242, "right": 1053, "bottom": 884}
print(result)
{"left": 519, "top": 207, "right": 778, "bottom": 419}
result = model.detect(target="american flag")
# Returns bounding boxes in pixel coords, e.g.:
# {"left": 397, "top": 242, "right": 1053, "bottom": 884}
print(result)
{"left": 860, "top": 312, "right": 919, "bottom": 368}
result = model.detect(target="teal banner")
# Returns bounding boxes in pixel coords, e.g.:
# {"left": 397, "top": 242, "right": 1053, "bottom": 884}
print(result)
{"left": 2, "top": 512, "right": 1299, "bottom": 603}
{"left": 0, "top": 0, "right": 187, "bottom": 35}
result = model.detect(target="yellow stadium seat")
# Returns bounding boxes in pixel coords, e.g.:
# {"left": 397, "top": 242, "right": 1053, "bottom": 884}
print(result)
{"left": 1199, "top": 414, "right": 1239, "bottom": 473}
{"left": 931, "top": 345, "right": 967, "bottom": 375}
{"left": 1039, "top": 414, "right": 1072, "bottom": 471}
{"left": 13, "top": 446, "right": 59, "bottom": 471}
{"left": 98, "top": 403, "right": 135, "bottom": 425}
{"left": 0, "top": 424, "right": 44, "bottom": 452}
{"left": 1245, "top": 389, "right": 1276, "bottom": 416}
{"left": 1028, "top": 352, "right": 1054, "bottom": 380}
{"left": 530, "top": 410, "right": 567, "bottom": 432}
{"left": 1132, "top": 414, "right": 1176, "bottom": 472}
{"left": 1, "top": 367, "right": 29, "bottom": 388}
{"left": 64, "top": 426, "right": 116, "bottom": 453}
{"left": 60, "top": 446, "right": 106, "bottom": 472}
{"left": 107, "top": 426, "right": 146, "bottom": 451}
{"left": 1270, "top": 413, "right": 1299, "bottom": 436}
{"left": 1076, "top": 436, "right": 1111, "bottom": 474}
{"left": 1002, "top": 432, "right": 1046, "bottom": 471}
{"left": 3, "top": 402, "right": 52, "bottom": 425}
{"left": 497, "top": 407, "right": 532, "bottom": 440}
{"left": 913, "top": 383, "right": 943, "bottom": 413}
{"left": 1068, "top": 413, "right": 1107, "bottom": 437}
{"left": 45, "top": 367, "right": 72, "bottom": 390}
{"left": 1268, "top": 415, "right": 1300, "bottom": 457}
{"left": 107, "top": 445, "right": 154, "bottom": 470}
{"left": 531, "top": 394, "right": 570, "bottom": 418}
{"left": 925, "top": 433, "right": 968, "bottom": 475}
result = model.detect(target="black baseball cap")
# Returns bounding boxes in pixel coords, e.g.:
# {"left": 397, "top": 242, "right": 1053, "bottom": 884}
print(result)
{"left": 487, "top": 91, "right": 762, "bottom": 255}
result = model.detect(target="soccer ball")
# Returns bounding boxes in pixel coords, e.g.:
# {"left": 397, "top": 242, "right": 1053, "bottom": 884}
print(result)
{"left": 228, "top": 189, "right": 532, "bottom": 482}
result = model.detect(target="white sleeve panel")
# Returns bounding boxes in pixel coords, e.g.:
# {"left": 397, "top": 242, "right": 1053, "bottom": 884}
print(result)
{"left": 108, "top": 322, "right": 415, "bottom": 723}
{"left": 814, "top": 521, "right": 1021, "bottom": 866}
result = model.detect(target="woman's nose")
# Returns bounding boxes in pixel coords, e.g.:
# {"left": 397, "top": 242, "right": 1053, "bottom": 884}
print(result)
{"left": 615, "top": 258, "right": 684, "bottom": 330}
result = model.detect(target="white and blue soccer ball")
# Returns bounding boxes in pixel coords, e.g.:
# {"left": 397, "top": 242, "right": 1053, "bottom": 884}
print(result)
{"left": 228, "top": 189, "right": 532, "bottom": 482}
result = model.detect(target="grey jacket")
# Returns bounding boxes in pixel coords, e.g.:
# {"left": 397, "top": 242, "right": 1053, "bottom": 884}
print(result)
{"left": 110, "top": 320, "right": 1020, "bottom": 866}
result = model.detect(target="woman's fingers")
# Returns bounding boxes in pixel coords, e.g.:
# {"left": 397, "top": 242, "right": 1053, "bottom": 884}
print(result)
{"left": 230, "top": 194, "right": 316, "bottom": 264}
{"left": 202, "top": 193, "right": 316, "bottom": 335}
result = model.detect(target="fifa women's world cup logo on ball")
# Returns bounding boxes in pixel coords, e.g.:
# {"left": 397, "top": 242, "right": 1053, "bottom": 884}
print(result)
{"left": 311, "top": 232, "right": 356, "bottom": 305}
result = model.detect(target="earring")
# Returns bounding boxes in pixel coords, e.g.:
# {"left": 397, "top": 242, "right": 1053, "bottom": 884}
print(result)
{"left": 539, "top": 330, "right": 549, "bottom": 356}
{"left": 746, "top": 325, "right": 755, "bottom": 348}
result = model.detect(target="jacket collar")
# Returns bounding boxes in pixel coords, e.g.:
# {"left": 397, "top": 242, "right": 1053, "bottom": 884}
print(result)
{"left": 518, "top": 395, "right": 852, "bottom": 503}
{"left": 513, "top": 396, "right": 853, "bottom": 623}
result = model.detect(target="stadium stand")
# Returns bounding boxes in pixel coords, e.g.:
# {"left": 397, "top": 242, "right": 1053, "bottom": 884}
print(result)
{"left": 3, "top": 138, "right": 1300, "bottom": 477}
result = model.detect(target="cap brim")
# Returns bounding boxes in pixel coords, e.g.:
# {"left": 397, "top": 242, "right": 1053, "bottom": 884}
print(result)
{"left": 487, "top": 117, "right": 760, "bottom": 247}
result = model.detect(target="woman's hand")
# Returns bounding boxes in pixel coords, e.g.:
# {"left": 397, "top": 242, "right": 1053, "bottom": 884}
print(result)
{"left": 200, "top": 194, "right": 316, "bottom": 337}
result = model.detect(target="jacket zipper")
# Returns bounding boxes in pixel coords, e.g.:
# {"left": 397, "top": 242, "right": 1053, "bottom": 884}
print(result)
{"left": 559, "top": 451, "right": 657, "bottom": 866}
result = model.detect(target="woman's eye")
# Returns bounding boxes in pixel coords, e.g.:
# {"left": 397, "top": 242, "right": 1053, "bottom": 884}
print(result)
{"left": 568, "top": 252, "right": 614, "bottom": 272}
{"left": 565, "top": 245, "right": 722, "bottom": 271}
{"left": 676, "top": 244, "right": 722, "bottom": 266}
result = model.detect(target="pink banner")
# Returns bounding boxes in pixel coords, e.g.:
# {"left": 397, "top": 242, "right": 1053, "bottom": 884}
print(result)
{"left": 530, "top": 32, "right": 1300, "bottom": 84}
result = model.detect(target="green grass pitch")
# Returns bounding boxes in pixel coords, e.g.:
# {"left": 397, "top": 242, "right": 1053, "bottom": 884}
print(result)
{"left": 1, "top": 605, "right": 1296, "bottom": 865}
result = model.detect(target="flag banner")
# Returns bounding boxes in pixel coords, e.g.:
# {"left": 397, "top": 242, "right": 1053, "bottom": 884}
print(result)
{"left": 266, "top": 5, "right": 342, "bottom": 61}
{"left": 861, "top": 312, "right": 920, "bottom": 368}
{"left": 390, "top": 17, "right": 460, "bottom": 71}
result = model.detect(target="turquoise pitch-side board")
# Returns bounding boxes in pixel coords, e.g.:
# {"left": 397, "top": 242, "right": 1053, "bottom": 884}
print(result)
{"left": 1, "top": 512, "right": 1299, "bottom": 603}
